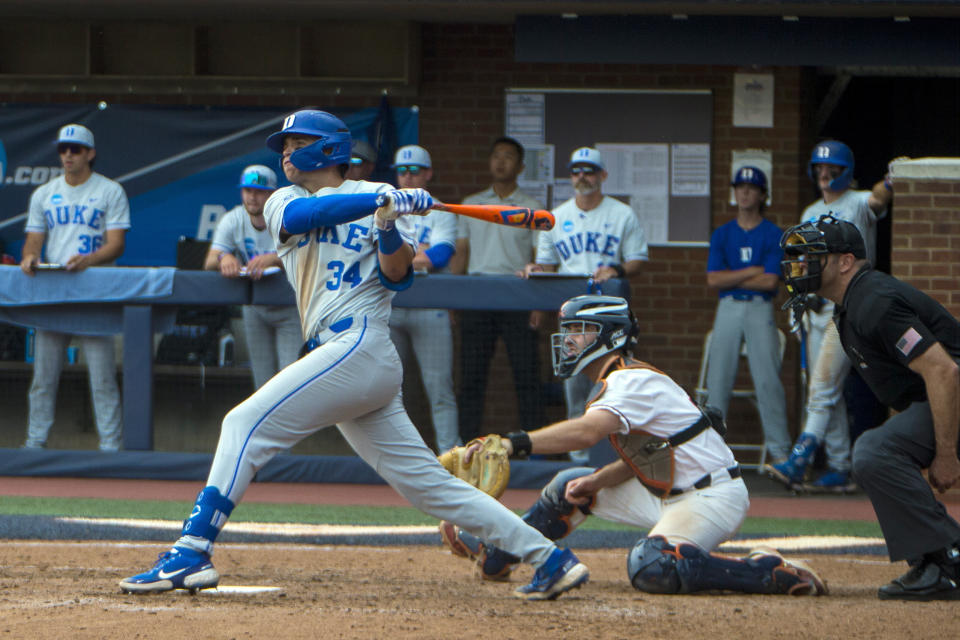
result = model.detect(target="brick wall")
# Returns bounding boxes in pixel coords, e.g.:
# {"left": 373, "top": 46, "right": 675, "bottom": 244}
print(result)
{"left": 1, "top": 22, "right": 816, "bottom": 447}
{"left": 889, "top": 159, "right": 960, "bottom": 316}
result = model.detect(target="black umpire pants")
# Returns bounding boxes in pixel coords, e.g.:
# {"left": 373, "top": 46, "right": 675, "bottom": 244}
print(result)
{"left": 457, "top": 310, "right": 542, "bottom": 442}
{"left": 852, "top": 400, "right": 960, "bottom": 562}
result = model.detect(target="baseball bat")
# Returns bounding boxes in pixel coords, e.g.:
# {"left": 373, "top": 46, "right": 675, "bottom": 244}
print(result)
{"left": 432, "top": 203, "right": 555, "bottom": 230}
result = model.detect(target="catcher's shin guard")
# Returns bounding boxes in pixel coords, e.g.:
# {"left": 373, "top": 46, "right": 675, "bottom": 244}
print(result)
{"left": 523, "top": 467, "right": 594, "bottom": 540}
{"left": 628, "top": 536, "right": 827, "bottom": 595}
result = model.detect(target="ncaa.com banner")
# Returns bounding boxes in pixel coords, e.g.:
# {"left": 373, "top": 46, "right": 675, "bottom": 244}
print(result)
{"left": 0, "top": 102, "right": 418, "bottom": 266}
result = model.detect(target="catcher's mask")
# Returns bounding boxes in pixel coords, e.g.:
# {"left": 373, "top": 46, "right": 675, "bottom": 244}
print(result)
{"left": 551, "top": 295, "right": 637, "bottom": 378}
{"left": 780, "top": 214, "right": 866, "bottom": 308}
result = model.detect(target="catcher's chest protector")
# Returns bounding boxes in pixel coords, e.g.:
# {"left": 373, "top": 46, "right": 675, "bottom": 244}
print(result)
{"left": 587, "top": 357, "right": 681, "bottom": 498}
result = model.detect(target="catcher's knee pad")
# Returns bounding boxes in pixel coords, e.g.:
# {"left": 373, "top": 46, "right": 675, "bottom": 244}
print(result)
{"left": 524, "top": 467, "right": 594, "bottom": 540}
{"left": 626, "top": 535, "right": 683, "bottom": 594}
{"left": 181, "top": 486, "right": 235, "bottom": 543}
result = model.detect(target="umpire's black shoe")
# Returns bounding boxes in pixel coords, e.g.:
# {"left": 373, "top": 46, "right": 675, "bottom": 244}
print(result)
{"left": 877, "top": 561, "right": 960, "bottom": 601}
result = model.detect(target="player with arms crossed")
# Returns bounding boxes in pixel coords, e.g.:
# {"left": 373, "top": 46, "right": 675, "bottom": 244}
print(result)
{"left": 20, "top": 123, "right": 130, "bottom": 451}
{"left": 120, "top": 110, "right": 588, "bottom": 601}
{"left": 442, "top": 295, "right": 827, "bottom": 596}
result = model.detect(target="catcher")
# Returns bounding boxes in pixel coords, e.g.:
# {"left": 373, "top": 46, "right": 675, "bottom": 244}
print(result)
{"left": 440, "top": 294, "right": 828, "bottom": 596}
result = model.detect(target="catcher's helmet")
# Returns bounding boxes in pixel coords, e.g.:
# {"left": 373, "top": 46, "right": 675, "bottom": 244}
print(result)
{"left": 731, "top": 165, "right": 767, "bottom": 191}
{"left": 780, "top": 214, "right": 866, "bottom": 297}
{"left": 551, "top": 295, "right": 638, "bottom": 378}
{"left": 266, "top": 110, "right": 352, "bottom": 172}
{"left": 807, "top": 140, "right": 854, "bottom": 192}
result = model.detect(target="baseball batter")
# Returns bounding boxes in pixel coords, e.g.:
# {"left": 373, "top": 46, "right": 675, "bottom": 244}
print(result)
{"left": 767, "top": 141, "right": 892, "bottom": 491}
{"left": 442, "top": 295, "right": 827, "bottom": 596}
{"left": 20, "top": 124, "right": 130, "bottom": 451}
{"left": 524, "top": 147, "right": 648, "bottom": 462}
{"left": 387, "top": 145, "right": 461, "bottom": 453}
{"left": 204, "top": 165, "right": 301, "bottom": 390}
{"left": 120, "top": 110, "right": 589, "bottom": 601}
{"left": 704, "top": 166, "right": 790, "bottom": 463}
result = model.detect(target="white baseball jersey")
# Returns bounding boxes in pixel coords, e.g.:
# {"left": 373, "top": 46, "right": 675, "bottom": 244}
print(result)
{"left": 589, "top": 367, "right": 736, "bottom": 489}
{"left": 210, "top": 204, "right": 277, "bottom": 264}
{"left": 800, "top": 189, "right": 884, "bottom": 265}
{"left": 263, "top": 179, "right": 417, "bottom": 338}
{"left": 536, "top": 196, "right": 648, "bottom": 273}
{"left": 409, "top": 209, "right": 457, "bottom": 273}
{"left": 25, "top": 173, "right": 130, "bottom": 265}
{"left": 457, "top": 186, "right": 542, "bottom": 274}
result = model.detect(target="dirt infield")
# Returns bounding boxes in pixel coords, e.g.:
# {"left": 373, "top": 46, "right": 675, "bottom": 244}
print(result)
{"left": 0, "top": 541, "right": 952, "bottom": 640}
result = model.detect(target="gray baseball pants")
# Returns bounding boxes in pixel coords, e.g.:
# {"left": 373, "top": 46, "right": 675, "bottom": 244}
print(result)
{"left": 389, "top": 306, "right": 460, "bottom": 453}
{"left": 852, "top": 400, "right": 960, "bottom": 561}
{"left": 800, "top": 304, "right": 852, "bottom": 471}
{"left": 705, "top": 296, "right": 791, "bottom": 460}
{"left": 26, "top": 329, "right": 122, "bottom": 450}
{"left": 241, "top": 304, "right": 302, "bottom": 390}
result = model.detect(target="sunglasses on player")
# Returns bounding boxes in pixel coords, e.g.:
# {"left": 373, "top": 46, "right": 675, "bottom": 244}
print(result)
{"left": 396, "top": 166, "right": 423, "bottom": 176}
{"left": 570, "top": 167, "right": 598, "bottom": 176}
{"left": 57, "top": 143, "right": 87, "bottom": 155}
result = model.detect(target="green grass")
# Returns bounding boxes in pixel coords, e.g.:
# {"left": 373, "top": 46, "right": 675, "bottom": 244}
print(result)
{"left": 0, "top": 496, "right": 884, "bottom": 538}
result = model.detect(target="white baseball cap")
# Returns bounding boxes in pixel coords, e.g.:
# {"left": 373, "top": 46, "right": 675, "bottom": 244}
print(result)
{"left": 350, "top": 139, "right": 377, "bottom": 164}
{"left": 568, "top": 147, "right": 604, "bottom": 170}
{"left": 238, "top": 164, "right": 278, "bottom": 190}
{"left": 393, "top": 145, "right": 432, "bottom": 169}
{"left": 57, "top": 124, "right": 94, "bottom": 149}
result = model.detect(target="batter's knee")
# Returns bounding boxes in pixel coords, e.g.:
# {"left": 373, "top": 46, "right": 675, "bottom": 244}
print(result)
{"left": 626, "top": 535, "right": 682, "bottom": 594}
{"left": 524, "top": 467, "right": 595, "bottom": 540}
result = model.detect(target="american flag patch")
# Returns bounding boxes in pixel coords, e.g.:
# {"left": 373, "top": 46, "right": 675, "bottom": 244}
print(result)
{"left": 896, "top": 327, "right": 923, "bottom": 357}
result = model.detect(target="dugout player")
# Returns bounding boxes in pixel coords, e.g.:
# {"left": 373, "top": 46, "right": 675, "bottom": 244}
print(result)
{"left": 345, "top": 139, "right": 377, "bottom": 181}
{"left": 120, "top": 110, "right": 589, "bottom": 601}
{"left": 780, "top": 215, "right": 960, "bottom": 600}
{"left": 703, "top": 166, "right": 790, "bottom": 464}
{"left": 767, "top": 141, "right": 892, "bottom": 491}
{"left": 523, "top": 147, "right": 648, "bottom": 462}
{"left": 20, "top": 124, "right": 130, "bottom": 451}
{"left": 203, "top": 165, "right": 301, "bottom": 390}
{"left": 442, "top": 295, "right": 827, "bottom": 596}
{"left": 453, "top": 136, "right": 543, "bottom": 442}
{"left": 387, "top": 145, "right": 461, "bottom": 453}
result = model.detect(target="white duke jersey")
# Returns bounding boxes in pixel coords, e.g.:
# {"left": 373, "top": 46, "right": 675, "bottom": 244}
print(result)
{"left": 537, "top": 195, "right": 648, "bottom": 274}
{"left": 25, "top": 173, "right": 130, "bottom": 265}
{"left": 589, "top": 367, "right": 736, "bottom": 489}
{"left": 800, "top": 189, "right": 884, "bottom": 265}
{"left": 211, "top": 204, "right": 277, "bottom": 264}
{"left": 408, "top": 209, "right": 457, "bottom": 273}
{"left": 263, "top": 179, "right": 416, "bottom": 338}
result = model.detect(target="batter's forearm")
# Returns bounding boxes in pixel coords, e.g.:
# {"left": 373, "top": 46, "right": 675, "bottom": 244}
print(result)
{"left": 282, "top": 193, "right": 381, "bottom": 234}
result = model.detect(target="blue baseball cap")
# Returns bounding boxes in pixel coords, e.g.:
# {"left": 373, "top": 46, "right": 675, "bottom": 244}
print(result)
{"left": 731, "top": 165, "right": 767, "bottom": 191}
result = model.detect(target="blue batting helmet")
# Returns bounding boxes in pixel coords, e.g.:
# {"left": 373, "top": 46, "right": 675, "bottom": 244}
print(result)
{"left": 807, "top": 140, "right": 854, "bottom": 191}
{"left": 731, "top": 166, "right": 767, "bottom": 191}
{"left": 266, "top": 110, "right": 352, "bottom": 172}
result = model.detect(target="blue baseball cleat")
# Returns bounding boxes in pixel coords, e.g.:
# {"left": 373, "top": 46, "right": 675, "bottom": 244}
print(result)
{"left": 119, "top": 547, "right": 219, "bottom": 594}
{"left": 514, "top": 548, "right": 589, "bottom": 600}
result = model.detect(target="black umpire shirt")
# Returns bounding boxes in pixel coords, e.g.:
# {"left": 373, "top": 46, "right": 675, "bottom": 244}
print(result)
{"left": 834, "top": 265, "right": 960, "bottom": 412}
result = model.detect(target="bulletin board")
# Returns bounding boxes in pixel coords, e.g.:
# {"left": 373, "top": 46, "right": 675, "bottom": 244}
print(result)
{"left": 505, "top": 88, "right": 712, "bottom": 245}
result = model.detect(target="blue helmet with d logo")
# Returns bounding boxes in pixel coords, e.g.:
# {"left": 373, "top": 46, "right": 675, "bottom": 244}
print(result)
{"left": 807, "top": 141, "right": 854, "bottom": 191}
{"left": 266, "top": 110, "right": 352, "bottom": 172}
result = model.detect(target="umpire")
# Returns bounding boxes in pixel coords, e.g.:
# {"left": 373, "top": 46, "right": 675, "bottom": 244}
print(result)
{"left": 781, "top": 214, "right": 960, "bottom": 601}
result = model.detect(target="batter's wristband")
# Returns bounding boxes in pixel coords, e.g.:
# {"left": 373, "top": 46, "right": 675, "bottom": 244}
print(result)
{"left": 611, "top": 263, "right": 626, "bottom": 278}
{"left": 507, "top": 431, "right": 532, "bottom": 458}
{"left": 377, "top": 225, "right": 404, "bottom": 255}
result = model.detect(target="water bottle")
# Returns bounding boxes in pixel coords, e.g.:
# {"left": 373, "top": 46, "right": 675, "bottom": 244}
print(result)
{"left": 25, "top": 328, "right": 35, "bottom": 363}
{"left": 218, "top": 333, "right": 235, "bottom": 367}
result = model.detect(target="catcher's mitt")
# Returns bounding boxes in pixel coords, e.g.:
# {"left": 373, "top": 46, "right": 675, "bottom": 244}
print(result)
{"left": 438, "top": 436, "right": 510, "bottom": 499}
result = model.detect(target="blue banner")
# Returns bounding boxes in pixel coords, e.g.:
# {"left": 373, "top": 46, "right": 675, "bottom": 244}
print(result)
{"left": 0, "top": 103, "right": 418, "bottom": 266}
